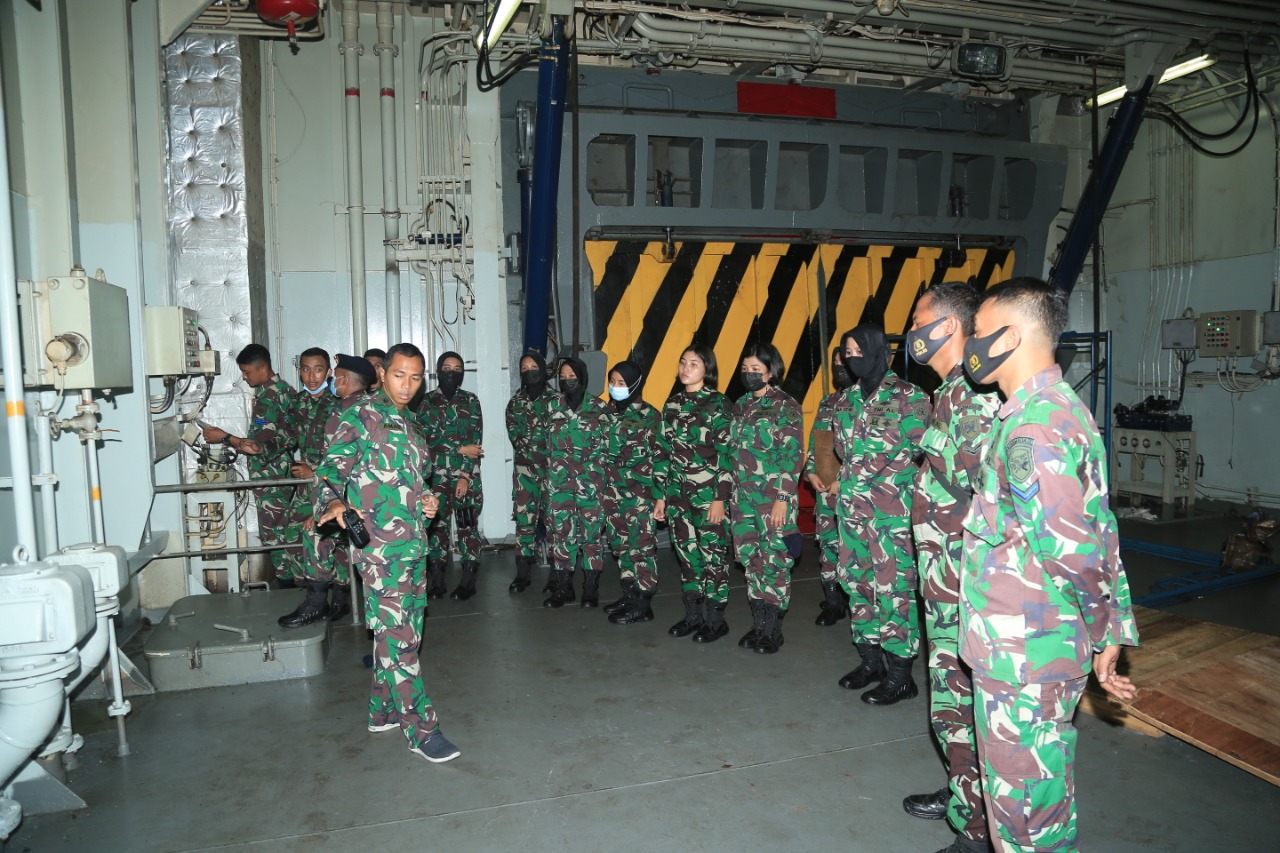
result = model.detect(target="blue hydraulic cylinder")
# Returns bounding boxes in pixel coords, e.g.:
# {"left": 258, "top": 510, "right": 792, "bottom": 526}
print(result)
{"left": 522, "top": 16, "right": 570, "bottom": 356}
{"left": 1048, "top": 77, "right": 1154, "bottom": 295}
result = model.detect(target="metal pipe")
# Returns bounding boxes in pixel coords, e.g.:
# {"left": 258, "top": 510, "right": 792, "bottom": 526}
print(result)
{"left": 36, "top": 400, "right": 58, "bottom": 557}
{"left": 104, "top": 617, "right": 130, "bottom": 757}
{"left": 341, "top": 3, "right": 369, "bottom": 354}
{"left": 375, "top": 2, "right": 402, "bottom": 344}
{"left": 165, "top": 543, "right": 304, "bottom": 559}
{"left": 523, "top": 16, "right": 571, "bottom": 355}
{"left": 79, "top": 391, "right": 106, "bottom": 545}
{"left": 0, "top": 61, "right": 39, "bottom": 556}
{"left": 154, "top": 476, "right": 314, "bottom": 494}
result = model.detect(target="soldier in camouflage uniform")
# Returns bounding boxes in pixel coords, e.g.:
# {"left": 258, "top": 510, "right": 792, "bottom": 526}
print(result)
{"left": 599, "top": 361, "right": 662, "bottom": 625}
{"left": 315, "top": 342, "right": 461, "bottom": 764}
{"left": 653, "top": 345, "right": 734, "bottom": 642}
{"left": 505, "top": 350, "right": 552, "bottom": 593}
{"left": 959, "top": 278, "right": 1137, "bottom": 852}
{"left": 730, "top": 344, "right": 804, "bottom": 654}
{"left": 542, "top": 357, "right": 612, "bottom": 608}
{"left": 805, "top": 348, "right": 854, "bottom": 627}
{"left": 414, "top": 351, "right": 484, "bottom": 601}
{"left": 202, "top": 344, "right": 302, "bottom": 586}
{"left": 833, "top": 323, "right": 931, "bottom": 706}
{"left": 896, "top": 283, "right": 1001, "bottom": 853}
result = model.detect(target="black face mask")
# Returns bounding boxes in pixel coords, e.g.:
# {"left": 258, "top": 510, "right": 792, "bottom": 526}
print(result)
{"left": 438, "top": 370, "right": 464, "bottom": 396}
{"left": 843, "top": 352, "right": 873, "bottom": 379}
{"left": 560, "top": 377, "right": 580, "bottom": 393}
{"left": 521, "top": 369, "right": 544, "bottom": 388}
{"left": 963, "top": 326, "right": 1014, "bottom": 384}
{"left": 832, "top": 364, "right": 854, "bottom": 390}
{"left": 907, "top": 316, "right": 953, "bottom": 366}
{"left": 739, "top": 371, "right": 766, "bottom": 392}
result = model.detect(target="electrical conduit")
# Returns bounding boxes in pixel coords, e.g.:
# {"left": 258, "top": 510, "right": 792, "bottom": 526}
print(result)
{"left": 375, "top": 2, "right": 402, "bottom": 344}
{"left": 341, "top": 4, "right": 369, "bottom": 354}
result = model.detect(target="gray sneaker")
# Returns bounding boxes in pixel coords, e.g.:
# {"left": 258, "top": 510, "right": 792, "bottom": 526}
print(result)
{"left": 411, "top": 729, "right": 461, "bottom": 763}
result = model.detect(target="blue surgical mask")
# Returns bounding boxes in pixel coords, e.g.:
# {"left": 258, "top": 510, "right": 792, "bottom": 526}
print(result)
{"left": 303, "top": 379, "right": 329, "bottom": 396}
{"left": 608, "top": 385, "right": 630, "bottom": 401}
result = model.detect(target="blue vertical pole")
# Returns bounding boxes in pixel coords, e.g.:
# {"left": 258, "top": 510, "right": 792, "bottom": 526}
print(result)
{"left": 1048, "top": 77, "right": 1154, "bottom": 295}
{"left": 522, "top": 17, "right": 570, "bottom": 356}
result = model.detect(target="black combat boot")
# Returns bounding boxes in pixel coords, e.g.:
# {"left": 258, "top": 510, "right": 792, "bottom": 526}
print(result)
{"left": 604, "top": 580, "right": 636, "bottom": 616}
{"left": 692, "top": 600, "right": 728, "bottom": 643}
{"left": 328, "top": 583, "right": 352, "bottom": 622}
{"left": 541, "top": 569, "right": 555, "bottom": 594}
{"left": 933, "top": 834, "right": 991, "bottom": 853}
{"left": 450, "top": 560, "right": 479, "bottom": 601}
{"left": 427, "top": 560, "right": 448, "bottom": 600}
{"left": 738, "top": 599, "right": 766, "bottom": 649}
{"left": 839, "top": 642, "right": 886, "bottom": 690}
{"left": 542, "top": 570, "right": 566, "bottom": 608}
{"left": 903, "top": 787, "right": 949, "bottom": 820}
{"left": 609, "top": 589, "right": 655, "bottom": 625}
{"left": 753, "top": 603, "right": 784, "bottom": 654}
{"left": 668, "top": 593, "right": 703, "bottom": 637}
{"left": 861, "top": 652, "right": 918, "bottom": 705}
{"left": 544, "top": 570, "right": 577, "bottom": 608}
{"left": 278, "top": 580, "right": 330, "bottom": 628}
{"left": 815, "top": 580, "right": 848, "bottom": 627}
{"left": 580, "top": 571, "right": 601, "bottom": 608}
{"left": 509, "top": 555, "right": 533, "bottom": 593}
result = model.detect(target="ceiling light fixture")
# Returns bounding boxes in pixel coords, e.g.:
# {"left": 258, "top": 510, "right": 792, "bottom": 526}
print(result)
{"left": 1088, "top": 53, "right": 1217, "bottom": 108}
{"left": 475, "top": 0, "right": 524, "bottom": 51}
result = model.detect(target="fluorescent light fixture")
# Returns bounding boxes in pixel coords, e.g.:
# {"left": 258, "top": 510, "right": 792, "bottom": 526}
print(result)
{"left": 475, "top": 0, "right": 524, "bottom": 51}
{"left": 1089, "top": 53, "right": 1217, "bottom": 108}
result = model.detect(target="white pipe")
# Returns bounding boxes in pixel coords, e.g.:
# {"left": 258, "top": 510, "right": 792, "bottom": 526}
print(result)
{"left": 0, "top": 62, "right": 39, "bottom": 556}
{"left": 341, "top": 4, "right": 369, "bottom": 354}
{"left": 35, "top": 403, "right": 57, "bottom": 558}
{"left": 39, "top": 608, "right": 111, "bottom": 761}
{"left": 376, "top": 2, "right": 402, "bottom": 345}
{"left": 81, "top": 391, "right": 106, "bottom": 545}
{"left": 104, "top": 616, "right": 130, "bottom": 757}
{"left": 0, "top": 664, "right": 74, "bottom": 791}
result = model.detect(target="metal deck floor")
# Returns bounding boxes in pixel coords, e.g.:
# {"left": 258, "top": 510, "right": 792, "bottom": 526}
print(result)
{"left": 8, "top": 532, "right": 1280, "bottom": 852}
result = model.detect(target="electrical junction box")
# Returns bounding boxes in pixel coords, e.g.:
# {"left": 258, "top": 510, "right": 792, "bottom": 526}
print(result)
{"left": 1197, "top": 310, "right": 1261, "bottom": 358}
{"left": 16, "top": 271, "right": 133, "bottom": 390}
{"left": 1161, "top": 318, "right": 1198, "bottom": 350}
{"left": 145, "top": 305, "right": 203, "bottom": 376}
{"left": 1264, "top": 311, "right": 1280, "bottom": 345}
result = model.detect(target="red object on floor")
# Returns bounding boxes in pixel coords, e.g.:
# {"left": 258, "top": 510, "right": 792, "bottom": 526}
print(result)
{"left": 737, "top": 80, "right": 837, "bottom": 119}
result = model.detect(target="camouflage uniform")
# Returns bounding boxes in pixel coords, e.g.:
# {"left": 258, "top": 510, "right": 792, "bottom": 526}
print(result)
{"left": 730, "top": 386, "right": 804, "bottom": 607}
{"left": 315, "top": 390, "right": 442, "bottom": 747}
{"left": 805, "top": 389, "right": 853, "bottom": 585}
{"left": 301, "top": 392, "right": 363, "bottom": 587}
{"left": 506, "top": 387, "right": 552, "bottom": 561}
{"left": 602, "top": 400, "right": 661, "bottom": 593}
{"left": 961, "top": 365, "right": 1138, "bottom": 852}
{"left": 833, "top": 373, "right": 929, "bottom": 657}
{"left": 912, "top": 365, "right": 999, "bottom": 842}
{"left": 247, "top": 376, "right": 302, "bottom": 582}
{"left": 415, "top": 387, "right": 484, "bottom": 563}
{"left": 545, "top": 392, "right": 611, "bottom": 577}
{"left": 653, "top": 387, "right": 734, "bottom": 602}
{"left": 292, "top": 391, "right": 342, "bottom": 584}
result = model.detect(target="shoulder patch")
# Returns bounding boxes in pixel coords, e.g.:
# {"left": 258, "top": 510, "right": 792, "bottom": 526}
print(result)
{"left": 1006, "top": 435, "right": 1036, "bottom": 488}
{"left": 911, "top": 399, "right": 929, "bottom": 421}
{"left": 957, "top": 415, "right": 983, "bottom": 446}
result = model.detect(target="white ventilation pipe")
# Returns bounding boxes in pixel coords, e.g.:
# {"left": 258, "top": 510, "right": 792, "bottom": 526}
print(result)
{"left": 0, "top": 669, "right": 72, "bottom": 789}
{"left": 341, "top": 3, "right": 369, "bottom": 354}
{"left": 375, "top": 2, "right": 402, "bottom": 344}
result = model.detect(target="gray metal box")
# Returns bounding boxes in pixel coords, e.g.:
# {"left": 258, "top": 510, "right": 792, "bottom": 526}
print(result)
{"left": 144, "top": 589, "right": 329, "bottom": 691}
{"left": 1263, "top": 311, "right": 1280, "bottom": 345}
{"left": 144, "top": 305, "right": 203, "bottom": 376}
{"left": 1160, "top": 318, "right": 1198, "bottom": 350}
{"left": 16, "top": 270, "right": 133, "bottom": 390}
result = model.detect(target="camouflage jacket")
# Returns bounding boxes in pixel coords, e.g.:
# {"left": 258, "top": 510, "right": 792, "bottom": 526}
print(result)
{"left": 731, "top": 386, "right": 804, "bottom": 518}
{"left": 314, "top": 390, "right": 432, "bottom": 563}
{"left": 414, "top": 387, "right": 482, "bottom": 486}
{"left": 293, "top": 390, "right": 338, "bottom": 468}
{"left": 960, "top": 365, "right": 1139, "bottom": 684}
{"left": 246, "top": 376, "right": 298, "bottom": 479}
{"left": 913, "top": 365, "right": 1000, "bottom": 531}
{"left": 833, "top": 373, "right": 930, "bottom": 520}
{"left": 604, "top": 400, "right": 661, "bottom": 501}
{"left": 654, "top": 387, "right": 733, "bottom": 507}
{"left": 806, "top": 388, "right": 854, "bottom": 514}
{"left": 545, "top": 393, "right": 611, "bottom": 511}
{"left": 505, "top": 387, "right": 552, "bottom": 473}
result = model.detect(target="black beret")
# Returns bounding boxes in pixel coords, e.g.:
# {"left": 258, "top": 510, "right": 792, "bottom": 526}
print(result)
{"left": 335, "top": 353, "right": 377, "bottom": 385}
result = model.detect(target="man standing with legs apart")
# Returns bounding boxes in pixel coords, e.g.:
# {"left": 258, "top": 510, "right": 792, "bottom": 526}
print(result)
{"left": 901, "top": 282, "right": 1000, "bottom": 853}
{"left": 316, "top": 343, "right": 460, "bottom": 764}
{"left": 961, "top": 277, "right": 1137, "bottom": 851}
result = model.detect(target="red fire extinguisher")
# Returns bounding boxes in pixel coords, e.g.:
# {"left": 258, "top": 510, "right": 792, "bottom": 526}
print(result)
{"left": 257, "top": 0, "right": 322, "bottom": 54}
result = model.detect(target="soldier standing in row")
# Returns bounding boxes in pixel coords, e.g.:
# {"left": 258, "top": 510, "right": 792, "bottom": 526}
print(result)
{"left": 363, "top": 347, "right": 385, "bottom": 389}
{"left": 834, "top": 322, "right": 930, "bottom": 706}
{"left": 316, "top": 342, "right": 460, "bottom": 764}
{"left": 416, "top": 351, "right": 484, "bottom": 601}
{"left": 898, "top": 282, "right": 1000, "bottom": 853}
{"left": 505, "top": 350, "right": 552, "bottom": 593}
{"left": 730, "top": 344, "right": 804, "bottom": 654}
{"left": 600, "top": 360, "right": 662, "bottom": 625}
{"left": 960, "top": 278, "right": 1137, "bottom": 851}
{"left": 805, "top": 348, "right": 854, "bottom": 627}
{"left": 653, "top": 345, "right": 734, "bottom": 642}
{"left": 202, "top": 344, "right": 302, "bottom": 587}
{"left": 542, "top": 357, "right": 611, "bottom": 609}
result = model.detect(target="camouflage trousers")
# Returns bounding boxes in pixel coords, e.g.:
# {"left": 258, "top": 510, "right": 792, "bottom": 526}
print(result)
{"left": 512, "top": 465, "right": 549, "bottom": 560}
{"left": 258, "top": 486, "right": 303, "bottom": 581}
{"left": 300, "top": 523, "right": 352, "bottom": 585}
{"left": 731, "top": 499, "right": 796, "bottom": 608}
{"left": 426, "top": 482, "right": 483, "bottom": 564}
{"left": 915, "top": 517, "right": 985, "bottom": 841}
{"left": 838, "top": 513, "right": 919, "bottom": 658}
{"left": 549, "top": 498, "right": 605, "bottom": 574}
{"left": 666, "top": 498, "right": 731, "bottom": 603}
{"left": 973, "top": 674, "right": 1086, "bottom": 853}
{"left": 602, "top": 489, "right": 658, "bottom": 593}
{"left": 814, "top": 492, "right": 839, "bottom": 584}
{"left": 361, "top": 555, "right": 438, "bottom": 749}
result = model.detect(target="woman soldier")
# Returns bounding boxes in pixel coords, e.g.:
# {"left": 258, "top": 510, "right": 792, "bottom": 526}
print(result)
{"left": 730, "top": 343, "right": 805, "bottom": 654}
{"left": 805, "top": 348, "right": 855, "bottom": 626}
{"left": 600, "top": 361, "right": 662, "bottom": 625}
{"left": 654, "top": 345, "right": 734, "bottom": 643}
{"left": 505, "top": 350, "right": 552, "bottom": 593}
{"left": 543, "top": 357, "right": 612, "bottom": 608}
